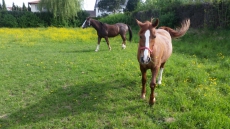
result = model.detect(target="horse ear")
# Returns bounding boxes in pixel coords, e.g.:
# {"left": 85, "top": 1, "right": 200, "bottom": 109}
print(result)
{"left": 152, "top": 18, "right": 159, "bottom": 28}
{"left": 136, "top": 19, "right": 144, "bottom": 27}
{"left": 150, "top": 17, "right": 154, "bottom": 23}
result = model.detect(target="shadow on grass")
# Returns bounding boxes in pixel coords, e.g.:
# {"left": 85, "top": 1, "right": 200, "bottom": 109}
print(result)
{"left": 0, "top": 79, "right": 147, "bottom": 128}
{"left": 64, "top": 48, "right": 111, "bottom": 53}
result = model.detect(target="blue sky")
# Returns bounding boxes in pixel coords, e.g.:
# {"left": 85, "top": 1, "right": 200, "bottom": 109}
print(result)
{"left": 1, "top": 0, "right": 96, "bottom": 10}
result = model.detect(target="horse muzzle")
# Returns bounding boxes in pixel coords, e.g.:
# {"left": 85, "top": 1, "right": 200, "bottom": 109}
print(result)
{"left": 140, "top": 56, "right": 151, "bottom": 64}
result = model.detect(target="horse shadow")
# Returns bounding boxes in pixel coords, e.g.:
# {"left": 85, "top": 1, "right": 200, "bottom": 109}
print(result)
{"left": 0, "top": 79, "right": 143, "bottom": 128}
{"left": 0, "top": 81, "right": 95, "bottom": 127}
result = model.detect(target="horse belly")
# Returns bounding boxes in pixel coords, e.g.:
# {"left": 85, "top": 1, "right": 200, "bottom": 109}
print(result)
{"left": 107, "top": 25, "right": 119, "bottom": 37}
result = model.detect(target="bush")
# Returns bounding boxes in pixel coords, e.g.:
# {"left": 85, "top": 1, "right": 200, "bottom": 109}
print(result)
{"left": 0, "top": 12, "right": 18, "bottom": 27}
{"left": 99, "top": 13, "right": 133, "bottom": 25}
{"left": 17, "top": 12, "right": 43, "bottom": 27}
{"left": 159, "top": 11, "right": 176, "bottom": 27}
{"left": 0, "top": 10, "right": 89, "bottom": 28}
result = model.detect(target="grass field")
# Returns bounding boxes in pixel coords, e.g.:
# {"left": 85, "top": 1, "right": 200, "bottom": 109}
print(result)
{"left": 0, "top": 27, "right": 229, "bottom": 128}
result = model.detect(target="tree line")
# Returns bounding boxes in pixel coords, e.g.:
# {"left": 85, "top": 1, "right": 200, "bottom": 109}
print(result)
{"left": 0, "top": 0, "right": 30, "bottom": 11}
{"left": 0, "top": 0, "right": 230, "bottom": 28}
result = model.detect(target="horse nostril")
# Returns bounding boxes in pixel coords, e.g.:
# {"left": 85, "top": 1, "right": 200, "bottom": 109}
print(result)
{"left": 147, "top": 57, "right": 151, "bottom": 62}
{"left": 141, "top": 57, "right": 144, "bottom": 63}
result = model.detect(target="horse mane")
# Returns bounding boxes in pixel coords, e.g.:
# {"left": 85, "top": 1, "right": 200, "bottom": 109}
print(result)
{"left": 159, "top": 19, "right": 190, "bottom": 38}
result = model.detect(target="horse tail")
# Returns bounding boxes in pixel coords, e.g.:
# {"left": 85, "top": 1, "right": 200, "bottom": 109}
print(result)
{"left": 159, "top": 19, "right": 190, "bottom": 39}
{"left": 127, "top": 25, "right": 132, "bottom": 42}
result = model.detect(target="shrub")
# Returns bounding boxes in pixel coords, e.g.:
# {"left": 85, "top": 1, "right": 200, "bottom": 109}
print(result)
{"left": 99, "top": 13, "right": 133, "bottom": 25}
{"left": 17, "top": 12, "right": 43, "bottom": 27}
{"left": 0, "top": 11, "right": 18, "bottom": 27}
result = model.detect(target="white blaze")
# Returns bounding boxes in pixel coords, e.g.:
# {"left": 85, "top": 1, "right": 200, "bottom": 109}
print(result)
{"left": 144, "top": 30, "right": 150, "bottom": 61}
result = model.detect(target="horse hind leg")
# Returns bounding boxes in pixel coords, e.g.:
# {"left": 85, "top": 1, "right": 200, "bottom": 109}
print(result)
{"left": 105, "top": 37, "right": 111, "bottom": 51}
{"left": 157, "top": 63, "right": 165, "bottom": 85}
{"left": 121, "top": 34, "right": 126, "bottom": 49}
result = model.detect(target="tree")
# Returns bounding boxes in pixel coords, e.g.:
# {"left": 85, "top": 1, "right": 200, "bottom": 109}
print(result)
{"left": 126, "top": 0, "right": 140, "bottom": 12}
{"left": 39, "top": 0, "right": 83, "bottom": 20}
{"left": 2, "top": 0, "right": 7, "bottom": 11}
{"left": 98, "top": 0, "right": 126, "bottom": 13}
{"left": 0, "top": 4, "right": 2, "bottom": 10}
{"left": 22, "top": 2, "right": 27, "bottom": 11}
{"left": 12, "top": 2, "right": 16, "bottom": 11}
{"left": 28, "top": 4, "right": 31, "bottom": 11}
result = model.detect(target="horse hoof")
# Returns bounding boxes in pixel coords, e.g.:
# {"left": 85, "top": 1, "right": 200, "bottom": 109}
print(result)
{"left": 157, "top": 81, "right": 162, "bottom": 85}
{"left": 149, "top": 98, "right": 156, "bottom": 105}
{"left": 141, "top": 94, "right": 145, "bottom": 99}
{"left": 122, "top": 44, "right": 126, "bottom": 49}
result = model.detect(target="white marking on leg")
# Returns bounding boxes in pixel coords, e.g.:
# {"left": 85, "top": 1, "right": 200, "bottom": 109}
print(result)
{"left": 81, "top": 20, "right": 86, "bottom": 28}
{"left": 95, "top": 44, "right": 100, "bottom": 52}
{"left": 141, "top": 94, "right": 145, "bottom": 99}
{"left": 157, "top": 68, "right": 164, "bottom": 85}
{"left": 122, "top": 44, "right": 126, "bottom": 49}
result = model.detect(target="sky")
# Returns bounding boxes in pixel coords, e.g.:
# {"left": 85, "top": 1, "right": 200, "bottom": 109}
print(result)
{"left": 0, "top": 0, "right": 96, "bottom": 10}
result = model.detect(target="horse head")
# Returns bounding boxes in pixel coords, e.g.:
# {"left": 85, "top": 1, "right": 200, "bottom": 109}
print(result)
{"left": 82, "top": 17, "right": 92, "bottom": 29}
{"left": 136, "top": 18, "right": 159, "bottom": 64}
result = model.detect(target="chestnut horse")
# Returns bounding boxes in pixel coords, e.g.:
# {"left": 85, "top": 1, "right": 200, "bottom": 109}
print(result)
{"left": 136, "top": 18, "right": 190, "bottom": 105}
{"left": 82, "top": 17, "right": 132, "bottom": 51}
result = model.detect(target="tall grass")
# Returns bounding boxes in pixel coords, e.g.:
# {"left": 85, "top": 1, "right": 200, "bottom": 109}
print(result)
{"left": 0, "top": 27, "right": 229, "bottom": 128}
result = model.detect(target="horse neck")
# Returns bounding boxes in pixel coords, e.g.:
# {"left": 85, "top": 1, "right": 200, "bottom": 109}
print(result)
{"left": 90, "top": 19, "right": 101, "bottom": 31}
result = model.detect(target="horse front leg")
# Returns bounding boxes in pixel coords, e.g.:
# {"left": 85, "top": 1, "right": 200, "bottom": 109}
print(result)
{"left": 149, "top": 67, "right": 159, "bottom": 105}
{"left": 140, "top": 67, "right": 147, "bottom": 99}
{"left": 95, "top": 37, "right": 101, "bottom": 52}
{"left": 104, "top": 37, "right": 111, "bottom": 51}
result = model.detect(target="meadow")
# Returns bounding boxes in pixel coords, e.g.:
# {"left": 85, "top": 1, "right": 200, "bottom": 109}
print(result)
{"left": 0, "top": 27, "right": 229, "bottom": 128}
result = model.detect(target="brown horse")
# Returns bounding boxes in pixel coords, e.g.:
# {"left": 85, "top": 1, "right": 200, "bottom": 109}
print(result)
{"left": 82, "top": 17, "right": 132, "bottom": 51}
{"left": 136, "top": 18, "right": 190, "bottom": 105}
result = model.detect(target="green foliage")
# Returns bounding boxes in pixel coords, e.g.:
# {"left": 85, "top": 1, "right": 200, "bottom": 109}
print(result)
{"left": 0, "top": 10, "right": 89, "bottom": 28}
{"left": 34, "top": 12, "right": 53, "bottom": 27}
{"left": 12, "top": 3, "right": 16, "bottom": 11}
{"left": 1, "top": 0, "right": 6, "bottom": 11}
{"left": 18, "top": 12, "right": 43, "bottom": 27}
{"left": 99, "top": 13, "right": 133, "bottom": 25}
{"left": 22, "top": 2, "right": 27, "bottom": 11}
{"left": 0, "top": 12, "right": 17, "bottom": 27}
{"left": 39, "top": 0, "right": 83, "bottom": 20}
{"left": 159, "top": 11, "right": 176, "bottom": 27}
{"left": 125, "top": 0, "right": 140, "bottom": 12}
{"left": 98, "top": 0, "right": 126, "bottom": 13}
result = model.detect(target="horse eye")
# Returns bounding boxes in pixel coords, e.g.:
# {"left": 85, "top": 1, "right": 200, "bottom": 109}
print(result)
{"left": 140, "top": 36, "right": 142, "bottom": 39}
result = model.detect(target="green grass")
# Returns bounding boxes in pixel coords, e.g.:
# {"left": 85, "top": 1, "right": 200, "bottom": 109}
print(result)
{"left": 0, "top": 28, "right": 229, "bottom": 128}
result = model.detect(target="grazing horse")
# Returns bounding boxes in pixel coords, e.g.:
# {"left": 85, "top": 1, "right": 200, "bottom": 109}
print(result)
{"left": 136, "top": 18, "right": 190, "bottom": 105}
{"left": 82, "top": 17, "right": 132, "bottom": 51}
